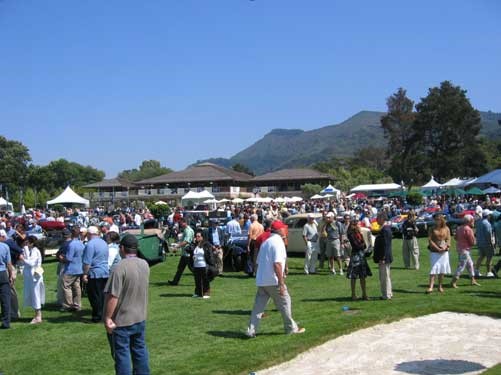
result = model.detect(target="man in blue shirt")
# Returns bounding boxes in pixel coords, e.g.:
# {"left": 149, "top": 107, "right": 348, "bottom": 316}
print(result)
{"left": 475, "top": 210, "right": 495, "bottom": 277}
{"left": 0, "top": 229, "right": 14, "bottom": 329}
{"left": 60, "top": 227, "right": 85, "bottom": 312}
{"left": 83, "top": 226, "right": 109, "bottom": 322}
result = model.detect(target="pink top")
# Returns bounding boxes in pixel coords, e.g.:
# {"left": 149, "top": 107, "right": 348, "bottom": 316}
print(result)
{"left": 455, "top": 224, "right": 475, "bottom": 254}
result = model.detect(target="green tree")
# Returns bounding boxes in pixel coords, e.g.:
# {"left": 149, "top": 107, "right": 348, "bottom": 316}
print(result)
{"left": 37, "top": 189, "right": 50, "bottom": 207}
{"left": 380, "top": 88, "right": 416, "bottom": 184}
{"left": 410, "top": 81, "right": 486, "bottom": 181}
{"left": 301, "top": 183, "right": 323, "bottom": 197}
{"left": 0, "top": 136, "right": 31, "bottom": 196}
{"left": 232, "top": 163, "right": 254, "bottom": 176}
{"left": 119, "top": 160, "right": 173, "bottom": 182}
{"left": 23, "top": 188, "right": 36, "bottom": 208}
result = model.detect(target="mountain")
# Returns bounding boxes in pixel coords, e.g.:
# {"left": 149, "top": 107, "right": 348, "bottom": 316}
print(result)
{"left": 196, "top": 110, "right": 501, "bottom": 175}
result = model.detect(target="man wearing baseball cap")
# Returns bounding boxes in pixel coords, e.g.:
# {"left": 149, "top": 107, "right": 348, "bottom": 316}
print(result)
{"left": 83, "top": 226, "right": 109, "bottom": 322}
{"left": 246, "top": 221, "right": 305, "bottom": 337}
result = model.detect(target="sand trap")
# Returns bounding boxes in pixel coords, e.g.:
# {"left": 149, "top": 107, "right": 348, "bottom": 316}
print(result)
{"left": 258, "top": 312, "right": 501, "bottom": 375}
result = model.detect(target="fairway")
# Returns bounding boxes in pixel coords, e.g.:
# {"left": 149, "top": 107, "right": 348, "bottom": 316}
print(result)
{"left": 2, "top": 237, "right": 501, "bottom": 375}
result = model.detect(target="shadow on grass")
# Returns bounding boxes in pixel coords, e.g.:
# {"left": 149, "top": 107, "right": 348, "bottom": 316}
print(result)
{"left": 212, "top": 309, "right": 252, "bottom": 316}
{"left": 217, "top": 274, "right": 251, "bottom": 279}
{"left": 302, "top": 297, "right": 353, "bottom": 302}
{"left": 393, "top": 288, "right": 426, "bottom": 294}
{"left": 159, "top": 293, "right": 194, "bottom": 298}
{"left": 207, "top": 330, "right": 282, "bottom": 339}
{"left": 394, "top": 359, "right": 485, "bottom": 374}
{"left": 459, "top": 290, "right": 501, "bottom": 299}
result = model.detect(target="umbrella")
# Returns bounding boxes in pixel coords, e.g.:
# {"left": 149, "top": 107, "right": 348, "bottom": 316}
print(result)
{"left": 154, "top": 200, "right": 168, "bottom": 205}
{"left": 310, "top": 194, "right": 324, "bottom": 200}
{"left": 218, "top": 198, "right": 230, "bottom": 203}
{"left": 352, "top": 192, "right": 367, "bottom": 199}
{"left": 441, "top": 188, "right": 467, "bottom": 196}
{"left": 466, "top": 187, "right": 485, "bottom": 196}
{"left": 388, "top": 190, "right": 408, "bottom": 197}
{"left": 273, "top": 197, "right": 285, "bottom": 203}
{"left": 203, "top": 199, "right": 218, "bottom": 204}
{"left": 290, "top": 196, "right": 303, "bottom": 202}
{"left": 483, "top": 186, "right": 501, "bottom": 194}
{"left": 232, "top": 198, "right": 244, "bottom": 203}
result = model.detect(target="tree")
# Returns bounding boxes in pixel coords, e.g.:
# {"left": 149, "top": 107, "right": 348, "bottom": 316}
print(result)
{"left": 0, "top": 136, "right": 31, "bottom": 196}
{"left": 410, "top": 81, "right": 486, "bottom": 181}
{"left": 380, "top": 88, "right": 415, "bottom": 184}
{"left": 232, "top": 163, "right": 254, "bottom": 176}
{"left": 301, "top": 183, "right": 323, "bottom": 198}
{"left": 118, "top": 160, "right": 173, "bottom": 182}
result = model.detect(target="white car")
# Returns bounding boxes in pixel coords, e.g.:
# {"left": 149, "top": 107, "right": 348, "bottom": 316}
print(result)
{"left": 284, "top": 213, "right": 323, "bottom": 254}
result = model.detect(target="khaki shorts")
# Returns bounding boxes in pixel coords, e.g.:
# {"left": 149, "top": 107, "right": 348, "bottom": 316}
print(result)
{"left": 326, "top": 239, "right": 342, "bottom": 258}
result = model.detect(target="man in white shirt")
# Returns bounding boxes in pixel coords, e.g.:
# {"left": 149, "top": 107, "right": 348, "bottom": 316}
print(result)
{"left": 226, "top": 216, "right": 241, "bottom": 236}
{"left": 302, "top": 214, "right": 319, "bottom": 274}
{"left": 246, "top": 221, "right": 305, "bottom": 338}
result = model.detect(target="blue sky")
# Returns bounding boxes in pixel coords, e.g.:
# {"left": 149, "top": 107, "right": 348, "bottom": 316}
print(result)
{"left": 1, "top": 0, "right": 500, "bottom": 177}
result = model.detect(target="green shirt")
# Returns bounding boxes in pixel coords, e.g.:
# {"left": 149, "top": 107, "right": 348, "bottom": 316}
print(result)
{"left": 181, "top": 226, "right": 194, "bottom": 256}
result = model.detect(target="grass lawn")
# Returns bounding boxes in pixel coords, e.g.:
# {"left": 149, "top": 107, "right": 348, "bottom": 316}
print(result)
{"left": 2, "top": 237, "right": 501, "bottom": 375}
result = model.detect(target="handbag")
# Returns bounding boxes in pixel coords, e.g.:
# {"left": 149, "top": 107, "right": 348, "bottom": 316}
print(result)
{"left": 34, "top": 266, "right": 44, "bottom": 277}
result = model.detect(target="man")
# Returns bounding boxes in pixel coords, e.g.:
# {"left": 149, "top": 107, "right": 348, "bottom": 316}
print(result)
{"left": 475, "top": 209, "right": 495, "bottom": 277}
{"left": 401, "top": 210, "right": 420, "bottom": 270}
{"left": 56, "top": 228, "right": 72, "bottom": 306}
{"left": 317, "top": 211, "right": 328, "bottom": 269}
{"left": 104, "top": 234, "right": 150, "bottom": 375}
{"left": 324, "top": 212, "right": 344, "bottom": 275}
{"left": 60, "top": 227, "right": 85, "bottom": 312}
{"left": 226, "top": 216, "right": 241, "bottom": 236}
{"left": 341, "top": 214, "right": 352, "bottom": 270}
{"left": 247, "top": 214, "right": 264, "bottom": 276}
{"left": 208, "top": 219, "right": 224, "bottom": 276}
{"left": 246, "top": 221, "right": 305, "bottom": 338}
{"left": 2, "top": 231, "right": 23, "bottom": 321}
{"left": 373, "top": 212, "right": 393, "bottom": 300}
{"left": 302, "top": 214, "right": 319, "bottom": 274}
{"left": 83, "top": 226, "right": 109, "bottom": 322}
{"left": 0, "top": 229, "right": 14, "bottom": 329}
{"left": 168, "top": 219, "right": 194, "bottom": 285}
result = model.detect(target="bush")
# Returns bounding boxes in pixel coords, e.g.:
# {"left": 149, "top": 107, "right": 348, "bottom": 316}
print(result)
{"left": 406, "top": 191, "right": 423, "bottom": 206}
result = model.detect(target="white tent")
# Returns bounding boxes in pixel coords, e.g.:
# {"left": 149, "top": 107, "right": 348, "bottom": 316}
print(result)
{"left": 421, "top": 176, "right": 442, "bottom": 190}
{"left": 442, "top": 177, "right": 476, "bottom": 188}
{"left": 154, "top": 200, "right": 168, "bottom": 205}
{"left": 245, "top": 197, "right": 258, "bottom": 202}
{"left": 321, "top": 184, "right": 341, "bottom": 198}
{"left": 218, "top": 198, "right": 231, "bottom": 203}
{"left": 273, "top": 197, "right": 286, "bottom": 203}
{"left": 310, "top": 194, "right": 324, "bottom": 200}
{"left": 47, "top": 186, "right": 89, "bottom": 207}
{"left": 290, "top": 196, "right": 303, "bottom": 202}
{"left": 351, "top": 183, "right": 401, "bottom": 193}
{"left": 232, "top": 198, "right": 244, "bottom": 203}
{"left": 197, "top": 190, "right": 215, "bottom": 200}
{"left": 0, "top": 197, "right": 13, "bottom": 210}
{"left": 181, "top": 191, "right": 201, "bottom": 200}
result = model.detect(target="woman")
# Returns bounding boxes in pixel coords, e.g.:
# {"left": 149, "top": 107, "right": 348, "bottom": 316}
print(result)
{"left": 191, "top": 231, "right": 215, "bottom": 299}
{"left": 346, "top": 220, "right": 372, "bottom": 300}
{"left": 22, "top": 236, "right": 45, "bottom": 324}
{"left": 427, "top": 214, "right": 451, "bottom": 293}
{"left": 373, "top": 212, "right": 393, "bottom": 300}
{"left": 451, "top": 214, "right": 480, "bottom": 288}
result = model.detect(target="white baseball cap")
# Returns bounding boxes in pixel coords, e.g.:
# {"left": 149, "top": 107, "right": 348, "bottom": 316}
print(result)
{"left": 87, "top": 226, "right": 99, "bottom": 235}
{"left": 0, "top": 229, "right": 7, "bottom": 237}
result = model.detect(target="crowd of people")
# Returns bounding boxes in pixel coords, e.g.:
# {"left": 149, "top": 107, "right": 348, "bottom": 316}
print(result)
{"left": 1, "top": 193, "right": 501, "bottom": 373}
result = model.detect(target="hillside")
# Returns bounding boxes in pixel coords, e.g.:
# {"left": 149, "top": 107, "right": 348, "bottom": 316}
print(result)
{"left": 197, "top": 110, "right": 501, "bottom": 174}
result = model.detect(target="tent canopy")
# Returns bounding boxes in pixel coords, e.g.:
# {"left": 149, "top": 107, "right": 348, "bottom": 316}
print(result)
{"left": 422, "top": 176, "right": 442, "bottom": 189}
{"left": 473, "top": 169, "right": 501, "bottom": 186}
{"left": 181, "top": 191, "right": 202, "bottom": 200}
{"left": 321, "top": 184, "right": 341, "bottom": 194}
{"left": 442, "top": 177, "right": 476, "bottom": 188}
{"left": 466, "top": 187, "right": 485, "bottom": 196}
{"left": 47, "top": 186, "right": 89, "bottom": 207}
{"left": 197, "top": 190, "right": 215, "bottom": 199}
{"left": 350, "top": 183, "right": 401, "bottom": 192}
{"left": 484, "top": 186, "right": 501, "bottom": 194}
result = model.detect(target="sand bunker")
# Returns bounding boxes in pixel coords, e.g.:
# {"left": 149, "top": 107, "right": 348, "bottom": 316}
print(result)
{"left": 258, "top": 312, "right": 501, "bottom": 375}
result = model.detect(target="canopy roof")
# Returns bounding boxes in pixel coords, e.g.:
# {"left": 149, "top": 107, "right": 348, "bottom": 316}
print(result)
{"left": 47, "top": 186, "right": 89, "bottom": 207}
{"left": 441, "top": 177, "right": 476, "bottom": 188}
{"left": 181, "top": 190, "right": 215, "bottom": 201}
{"left": 320, "top": 184, "right": 341, "bottom": 194}
{"left": 0, "top": 197, "right": 13, "bottom": 208}
{"left": 422, "top": 176, "right": 442, "bottom": 189}
{"left": 466, "top": 187, "right": 485, "bottom": 196}
{"left": 473, "top": 169, "right": 501, "bottom": 186}
{"left": 484, "top": 186, "right": 501, "bottom": 194}
{"left": 350, "top": 183, "right": 401, "bottom": 192}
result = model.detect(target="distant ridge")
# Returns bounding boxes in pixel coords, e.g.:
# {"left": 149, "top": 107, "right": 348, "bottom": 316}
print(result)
{"left": 196, "top": 110, "right": 501, "bottom": 174}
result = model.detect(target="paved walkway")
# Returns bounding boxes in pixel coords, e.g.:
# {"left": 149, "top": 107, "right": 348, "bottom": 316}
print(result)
{"left": 258, "top": 312, "right": 501, "bottom": 375}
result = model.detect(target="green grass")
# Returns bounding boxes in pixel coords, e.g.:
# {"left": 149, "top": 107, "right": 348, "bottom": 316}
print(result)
{"left": 2, "top": 238, "right": 501, "bottom": 375}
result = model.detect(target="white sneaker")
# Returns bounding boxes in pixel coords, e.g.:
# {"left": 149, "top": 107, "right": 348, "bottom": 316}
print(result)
{"left": 331, "top": 269, "right": 336, "bottom": 275}
{"left": 486, "top": 272, "right": 495, "bottom": 278}
{"left": 474, "top": 270, "right": 482, "bottom": 277}
{"left": 202, "top": 295, "right": 211, "bottom": 299}
{"left": 339, "top": 270, "right": 344, "bottom": 276}
{"left": 245, "top": 328, "right": 256, "bottom": 338}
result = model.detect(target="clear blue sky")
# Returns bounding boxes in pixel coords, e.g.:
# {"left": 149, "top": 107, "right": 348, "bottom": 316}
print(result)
{"left": 1, "top": 0, "right": 500, "bottom": 178}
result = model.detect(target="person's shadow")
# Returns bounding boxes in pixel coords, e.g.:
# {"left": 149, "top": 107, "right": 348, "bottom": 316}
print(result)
{"left": 395, "top": 359, "right": 485, "bottom": 374}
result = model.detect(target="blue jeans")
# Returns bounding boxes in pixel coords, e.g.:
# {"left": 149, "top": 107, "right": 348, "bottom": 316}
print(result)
{"left": 109, "top": 320, "right": 150, "bottom": 375}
